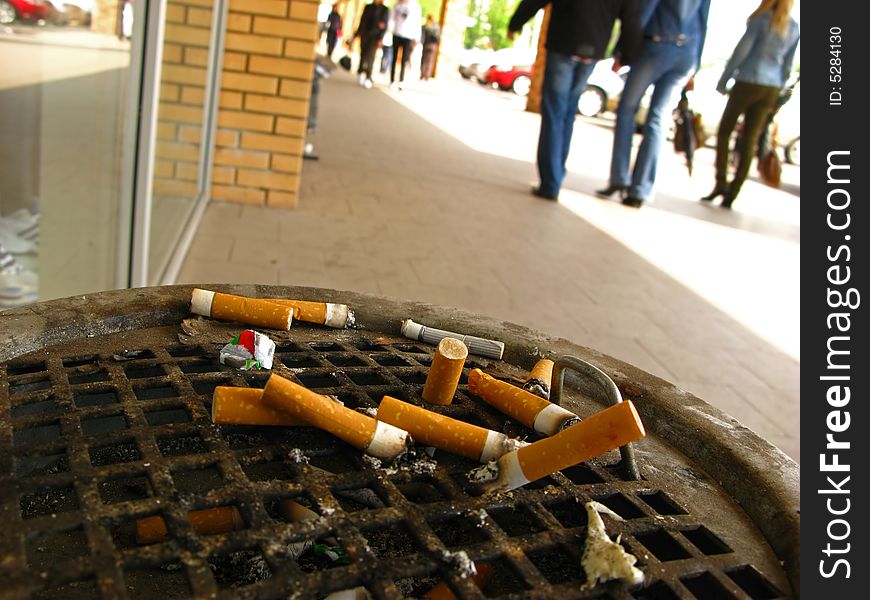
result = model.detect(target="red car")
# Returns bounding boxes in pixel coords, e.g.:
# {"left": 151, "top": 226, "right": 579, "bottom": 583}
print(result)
{"left": 484, "top": 63, "right": 534, "bottom": 97}
{"left": 0, "top": 0, "right": 54, "bottom": 24}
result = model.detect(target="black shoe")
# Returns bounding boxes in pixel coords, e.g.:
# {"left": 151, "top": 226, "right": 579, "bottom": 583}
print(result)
{"left": 532, "top": 186, "right": 558, "bottom": 201}
{"left": 701, "top": 188, "right": 726, "bottom": 202}
{"left": 596, "top": 183, "right": 628, "bottom": 198}
{"left": 621, "top": 196, "right": 644, "bottom": 208}
{"left": 720, "top": 193, "right": 733, "bottom": 209}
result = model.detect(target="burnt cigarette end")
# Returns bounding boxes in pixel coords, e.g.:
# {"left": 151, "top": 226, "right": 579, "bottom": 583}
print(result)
{"left": 522, "top": 378, "right": 550, "bottom": 399}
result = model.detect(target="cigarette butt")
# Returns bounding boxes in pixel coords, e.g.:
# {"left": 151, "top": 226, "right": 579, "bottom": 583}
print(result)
{"left": 264, "top": 298, "right": 354, "bottom": 328}
{"left": 482, "top": 401, "right": 645, "bottom": 492}
{"left": 279, "top": 499, "right": 319, "bottom": 522}
{"left": 190, "top": 288, "right": 293, "bottom": 330}
{"left": 262, "top": 374, "right": 410, "bottom": 461}
{"left": 324, "top": 588, "right": 369, "bottom": 600}
{"left": 423, "top": 563, "right": 494, "bottom": 599}
{"left": 401, "top": 319, "right": 504, "bottom": 360}
{"left": 467, "top": 369, "right": 578, "bottom": 436}
{"left": 135, "top": 506, "right": 244, "bottom": 544}
{"left": 212, "top": 386, "right": 306, "bottom": 426}
{"left": 377, "top": 395, "right": 523, "bottom": 462}
{"left": 422, "top": 338, "right": 468, "bottom": 406}
{"left": 522, "top": 359, "right": 554, "bottom": 399}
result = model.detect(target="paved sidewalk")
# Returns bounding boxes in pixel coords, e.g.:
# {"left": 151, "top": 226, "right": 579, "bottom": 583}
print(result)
{"left": 178, "top": 70, "right": 800, "bottom": 462}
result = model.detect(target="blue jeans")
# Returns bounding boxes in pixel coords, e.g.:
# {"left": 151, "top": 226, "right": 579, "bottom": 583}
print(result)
{"left": 609, "top": 40, "right": 697, "bottom": 201}
{"left": 537, "top": 51, "right": 596, "bottom": 197}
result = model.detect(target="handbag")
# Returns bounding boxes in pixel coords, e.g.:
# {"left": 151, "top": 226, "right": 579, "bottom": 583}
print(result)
{"left": 338, "top": 55, "right": 352, "bottom": 71}
{"left": 757, "top": 122, "right": 782, "bottom": 188}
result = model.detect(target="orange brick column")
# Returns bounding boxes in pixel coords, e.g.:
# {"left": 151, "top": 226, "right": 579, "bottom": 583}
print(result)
{"left": 212, "top": 0, "right": 320, "bottom": 207}
{"left": 432, "top": 0, "right": 470, "bottom": 80}
{"left": 525, "top": 5, "right": 549, "bottom": 114}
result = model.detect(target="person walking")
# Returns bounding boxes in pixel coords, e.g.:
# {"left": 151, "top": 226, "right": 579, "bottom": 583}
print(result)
{"left": 701, "top": 0, "right": 799, "bottom": 209}
{"left": 348, "top": 0, "right": 390, "bottom": 89}
{"left": 388, "top": 0, "right": 423, "bottom": 90}
{"left": 507, "top": 0, "right": 642, "bottom": 201}
{"left": 598, "top": 0, "right": 711, "bottom": 208}
{"left": 420, "top": 14, "right": 441, "bottom": 80}
{"left": 325, "top": 3, "right": 343, "bottom": 60}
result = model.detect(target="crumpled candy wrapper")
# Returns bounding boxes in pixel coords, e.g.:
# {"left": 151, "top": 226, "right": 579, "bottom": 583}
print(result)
{"left": 220, "top": 329, "right": 275, "bottom": 370}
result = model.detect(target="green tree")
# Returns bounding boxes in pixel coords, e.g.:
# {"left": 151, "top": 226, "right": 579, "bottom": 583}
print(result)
{"left": 418, "top": 0, "right": 442, "bottom": 21}
{"left": 465, "top": 0, "right": 518, "bottom": 50}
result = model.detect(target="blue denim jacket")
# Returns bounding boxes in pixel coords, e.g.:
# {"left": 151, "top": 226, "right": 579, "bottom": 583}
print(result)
{"left": 718, "top": 12, "right": 800, "bottom": 90}
{"left": 641, "top": 0, "right": 711, "bottom": 70}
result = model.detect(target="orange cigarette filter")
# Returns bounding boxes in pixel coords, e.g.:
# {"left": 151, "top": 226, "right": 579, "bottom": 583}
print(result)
{"left": 378, "top": 395, "right": 519, "bottom": 462}
{"left": 467, "top": 369, "right": 577, "bottom": 436}
{"left": 483, "top": 401, "right": 645, "bottom": 492}
{"left": 263, "top": 298, "right": 353, "bottom": 328}
{"left": 190, "top": 288, "right": 293, "bottom": 330}
{"left": 212, "top": 386, "right": 306, "bottom": 426}
{"left": 423, "top": 563, "right": 494, "bottom": 599}
{"left": 135, "top": 506, "right": 243, "bottom": 544}
{"left": 422, "top": 337, "right": 468, "bottom": 405}
{"left": 261, "top": 373, "right": 410, "bottom": 461}
{"left": 523, "top": 359, "right": 554, "bottom": 397}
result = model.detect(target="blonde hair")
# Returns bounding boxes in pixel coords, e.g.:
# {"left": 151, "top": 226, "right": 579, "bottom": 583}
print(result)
{"left": 750, "top": 0, "right": 794, "bottom": 37}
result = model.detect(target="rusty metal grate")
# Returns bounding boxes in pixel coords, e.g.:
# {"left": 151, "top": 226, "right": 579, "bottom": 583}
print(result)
{"left": 1, "top": 323, "right": 790, "bottom": 599}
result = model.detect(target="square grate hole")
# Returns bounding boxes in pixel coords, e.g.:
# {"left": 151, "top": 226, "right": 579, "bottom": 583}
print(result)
{"left": 680, "top": 572, "right": 737, "bottom": 600}
{"left": 157, "top": 434, "right": 207, "bottom": 457}
{"left": 9, "top": 378, "right": 52, "bottom": 396}
{"left": 368, "top": 389, "right": 408, "bottom": 404}
{"left": 15, "top": 452, "right": 69, "bottom": 478}
{"left": 173, "top": 465, "right": 225, "bottom": 495}
{"left": 429, "top": 515, "right": 490, "bottom": 548}
{"left": 395, "top": 576, "right": 442, "bottom": 598}
{"left": 99, "top": 474, "right": 153, "bottom": 504}
{"left": 391, "top": 343, "right": 429, "bottom": 354}
{"left": 352, "top": 340, "right": 386, "bottom": 351}
{"left": 347, "top": 371, "right": 390, "bottom": 386}
{"left": 80, "top": 414, "right": 127, "bottom": 436}
{"left": 68, "top": 370, "right": 110, "bottom": 384}
{"left": 62, "top": 355, "right": 98, "bottom": 368}
{"left": 297, "top": 536, "right": 351, "bottom": 573}
{"left": 223, "top": 428, "right": 273, "bottom": 450}
{"left": 124, "top": 562, "right": 190, "bottom": 600}
{"left": 394, "top": 479, "right": 449, "bottom": 504}
{"left": 33, "top": 577, "right": 98, "bottom": 600}
{"left": 527, "top": 544, "right": 585, "bottom": 585}
{"left": 632, "top": 580, "right": 682, "bottom": 600}
{"left": 594, "top": 492, "right": 646, "bottom": 519}
{"left": 125, "top": 364, "right": 166, "bottom": 379}
{"left": 327, "top": 354, "right": 367, "bottom": 367}
{"left": 74, "top": 388, "right": 119, "bottom": 408}
{"left": 113, "top": 349, "right": 156, "bottom": 361}
{"left": 209, "top": 549, "right": 272, "bottom": 588}
{"left": 134, "top": 384, "right": 177, "bottom": 400}
{"left": 487, "top": 505, "right": 545, "bottom": 537}
{"left": 544, "top": 499, "right": 587, "bottom": 529}
{"left": 362, "top": 522, "right": 419, "bottom": 559}
{"left": 635, "top": 530, "right": 692, "bottom": 562}
{"left": 334, "top": 486, "right": 386, "bottom": 512}
{"left": 638, "top": 491, "right": 688, "bottom": 515}
{"left": 477, "top": 557, "right": 531, "bottom": 597}
{"left": 309, "top": 342, "right": 342, "bottom": 352}
{"left": 244, "top": 373, "right": 270, "bottom": 388}
{"left": 90, "top": 440, "right": 141, "bottom": 466}
{"left": 561, "top": 464, "right": 606, "bottom": 485}
{"left": 396, "top": 371, "right": 427, "bottom": 385}
{"left": 13, "top": 422, "right": 61, "bottom": 446}
{"left": 26, "top": 526, "right": 89, "bottom": 569}
{"left": 167, "top": 345, "right": 206, "bottom": 357}
{"left": 277, "top": 353, "right": 322, "bottom": 368}
{"left": 242, "top": 459, "right": 297, "bottom": 482}
{"left": 681, "top": 526, "right": 732, "bottom": 556}
{"left": 725, "top": 565, "right": 781, "bottom": 599}
{"left": 296, "top": 372, "right": 340, "bottom": 389}
{"left": 11, "top": 397, "right": 57, "bottom": 418}
{"left": 191, "top": 379, "right": 229, "bottom": 396}
{"left": 144, "top": 406, "right": 191, "bottom": 426}
{"left": 8, "top": 361, "right": 47, "bottom": 376}
{"left": 308, "top": 452, "right": 358, "bottom": 474}
{"left": 178, "top": 360, "right": 222, "bottom": 374}
{"left": 371, "top": 353, "right": 410, "bottom": 367}
{"left": 20, "top": 485, "right": 79, "bottom": 519}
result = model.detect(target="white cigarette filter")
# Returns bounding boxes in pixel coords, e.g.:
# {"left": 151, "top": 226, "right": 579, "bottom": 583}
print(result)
{"left": 401, "top": 319, "right": 504, "bottom": 360}
{"left": 261, "top": 374, "right": 410, "bottom": 461}
{"left": 190, "top": 288, "right": 293, "bottom": 330}
{"left": 467, "top": 369, "right": 578, "bottom": 436}
{"left": 422, "top": 337, "right": 468, "bottom": 405}
{"left": 264, "top": 298, "right": 354, "bottom": 329}
{"left": 474, "top": 400, "right": 645, "bottom": 493}
{"left": 522, "top": 359, "right": 555, "bottom": 399}
{"left": 377, "top": 395, "right": 526, "bottom": 463}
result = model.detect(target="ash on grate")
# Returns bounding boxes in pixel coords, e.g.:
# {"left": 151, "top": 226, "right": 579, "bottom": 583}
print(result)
{"left": 208, "top": 549, "right": 272, "bottom": 588}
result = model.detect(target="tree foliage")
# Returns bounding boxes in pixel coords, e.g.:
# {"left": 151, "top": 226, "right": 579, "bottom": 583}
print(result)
{"left": 465, "top": 0, "right": 518, "bottom": 50}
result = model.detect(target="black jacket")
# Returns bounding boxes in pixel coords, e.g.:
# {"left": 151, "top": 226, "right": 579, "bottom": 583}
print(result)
{"left": 508, "top": 0, "right": 642, "bottom": 64}
{"left": 356, "top": 2, "right": 389, "bottom": 41}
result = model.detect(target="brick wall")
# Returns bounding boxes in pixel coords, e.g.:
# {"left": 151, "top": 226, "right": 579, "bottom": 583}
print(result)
{"left": 90, "top": 0, "right": 120, "bottom": 36}
{"left": 212, "top": 0, "right": 320, "bottom": 207}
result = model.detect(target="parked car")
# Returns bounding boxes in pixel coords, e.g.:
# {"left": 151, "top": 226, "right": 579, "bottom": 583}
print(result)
{"left": 483, "top": 57, "right": 626, "bottom": 117}
{"left": 459, "top": 48, "right": 495, "bottom": 82}
{"left": 0, "top": 0, "right": 54, "bottom": 24}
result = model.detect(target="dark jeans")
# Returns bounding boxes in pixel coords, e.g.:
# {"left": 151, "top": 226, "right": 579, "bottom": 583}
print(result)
{"left": 715, "top": 81, "right": 780, "bottom": 200}
{"left": 327, "top": 33, "right": 338, "bottom": 59}
{"left": 420, "top": 44, "right": 437, "bottom": 79}
{"left": 536, "top": 51, "right": 596, "bottom": 197}
{"left": 358, "top": 36, "right": 379, "bottom": 79}
{"left": 390, "top": 35, "right": 413, "bottom": 83}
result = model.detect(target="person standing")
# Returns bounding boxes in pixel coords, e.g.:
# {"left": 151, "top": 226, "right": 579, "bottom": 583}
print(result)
{"left": 388, "top": 0, "right": 423, "bottom": 90}
{"left": 348, "top": 0, "right": 390, "bottom": 89}
{"left": 701, "top": 0, "right": 799, "bottom": 209}
{"left": 325, "top": 3, "right": 343, "bottom": 60}
{"left": 507, "top": 0, "right": 642, "bottom": 201}
{"left": 420, "top": 14, "right": 441, "bottom": 80}
{"left": 598, "top": 0, "right": 711, "bottom": 208}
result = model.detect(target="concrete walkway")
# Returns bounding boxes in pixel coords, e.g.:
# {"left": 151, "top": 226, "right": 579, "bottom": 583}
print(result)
{"left": 177, "top": 69, "right": 800, "bottom": 462}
